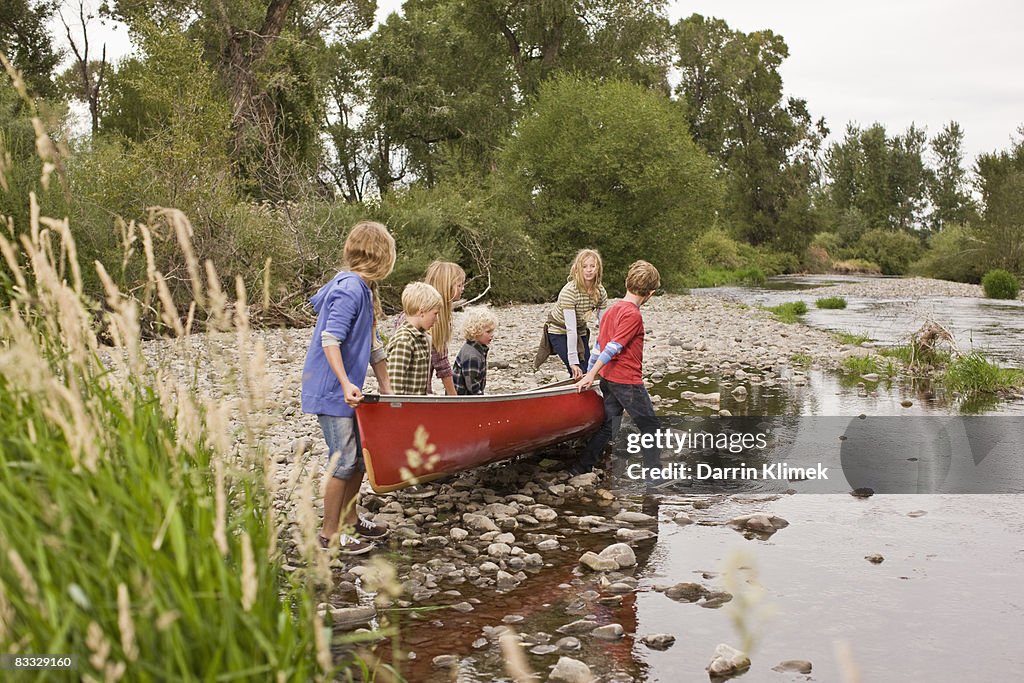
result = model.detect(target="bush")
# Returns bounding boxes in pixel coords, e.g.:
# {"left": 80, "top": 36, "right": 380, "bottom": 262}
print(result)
{"left": 500, "top": 75, "right": 723, "bottom": 294}
{"left": 832, "top": 259, "right": 881, "bottom": 274}
{"left": 910, "top": 224, "right": 986, "bottom": 283}
{"left": 851, "top": 228, "right": 923, "bottom": 275}
{"left": 694, "top": 229, "right": 745, "bottom": 270}
{"left": 690, "top": 266, "right": 766, "bottom": 288}
{"left": 815, "top": 296, "right": 847, "bottom": 309}
{"left": 981, "top": 269, "right": 1020, "bottom": 299}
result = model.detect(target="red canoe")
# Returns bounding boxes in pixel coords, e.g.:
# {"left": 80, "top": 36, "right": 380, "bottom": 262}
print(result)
{"left": 355, "top": 382, "right": 605, "bottom": 493}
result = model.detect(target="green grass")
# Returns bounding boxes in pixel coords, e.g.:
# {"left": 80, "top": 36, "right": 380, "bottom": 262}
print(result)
{"left": 690, "top": 266, "right": 767, "bottom": 288}
{"left": 841, "top": 355, "right": 897, "bottom": 378}
{"left": 764, "top": 300, "right": 808, "bottom": 323}
{"left": 791, "top": 352, "right": 813, "bottom": 367}
{"left": 833, "top": 331, "right": 870, "bottom": 346}
{"left": 944, "top": 353, "right": 1024, "bottom": 395}
{"left": 880, "top": 343, "right": 952, "bottom": 368}
{"left": 815, "top": 296, "right": 847, "bottom": 309}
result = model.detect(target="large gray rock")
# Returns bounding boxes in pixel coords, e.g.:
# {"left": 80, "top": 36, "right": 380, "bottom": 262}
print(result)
{"left": 578, "top": 552, "right": 618, "bottom": 572}
{"left": 772, "top": 660, "right": 812, "bottom": 674}
{"left": 591, "top": 623, "right": 624, "bottom": 640}
{"left": 548, "top": 656, "right": 594, "bottom": 683}
{"left": 614, "top": 510, "right": 657, "bottom": 524}
{"left": 598, "top": 543, "right": 637, "bottom": 569}
{"left": 706, "top": 643, "right": 751, "bottom": 677}
{"left": 463, "top": 513, "right": 499, "bottom": 533}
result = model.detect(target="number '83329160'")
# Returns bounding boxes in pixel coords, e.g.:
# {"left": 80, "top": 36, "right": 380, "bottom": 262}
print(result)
{"left": 0, "top": 654, "right": 76, "bottom": 670}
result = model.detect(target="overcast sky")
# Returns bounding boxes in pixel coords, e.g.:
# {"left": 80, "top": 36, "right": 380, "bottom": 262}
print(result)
{"left": 53, "top": 0, "right": 1023, "bottom": 165}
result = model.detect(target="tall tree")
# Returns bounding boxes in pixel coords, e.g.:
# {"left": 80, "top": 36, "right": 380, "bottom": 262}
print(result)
{"left": 673, "top": 14, "right": 827, "bottom": 248}
{"left": 0, "top": 0, "right": 62, "bottom": 97}
{"left": 928, "top": 121, "right": 974, "bottom": 230}
{"left": 975, "top": 130, "right": 1024, "bottom": 272}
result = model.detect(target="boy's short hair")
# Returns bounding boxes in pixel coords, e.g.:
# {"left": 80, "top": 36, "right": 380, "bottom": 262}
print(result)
{"left": 402, "top": 282, "right": 444, "bottom": 315}
{"left": 625, "top": 260, "right": 661, "bottom": 296}
{"left": 462, "top": 307, "right": 498, "bottom": 340}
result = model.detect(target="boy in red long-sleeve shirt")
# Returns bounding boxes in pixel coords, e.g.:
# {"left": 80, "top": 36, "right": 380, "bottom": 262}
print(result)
{"left": 572, "top": 260, "right": 662, "bottom": 475}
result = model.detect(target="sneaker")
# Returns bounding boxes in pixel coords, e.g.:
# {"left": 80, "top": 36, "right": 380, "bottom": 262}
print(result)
{"left": 354, "top": 517, "right": 389, "bottom": 539}
{"left": 319, "top": 534, "right": 376, "bottom": 556}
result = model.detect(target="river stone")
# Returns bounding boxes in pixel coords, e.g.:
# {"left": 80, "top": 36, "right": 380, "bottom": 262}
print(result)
{"left": 450, "top": 527, "right": 469, "bottom": 542}
{"left": 530, "top": 644, "right": 559, "bottom": 656}
{"left": 557, "top": 619, "right": 600, "bottom": 635}
{"left": 432, "top": 654, "right": 458, "bottom": 668}
{"left": 706, "top": 643, "right": 751, "bottom": 677}
{"left": 496, "top": 570, "right": 518, "bottom": 590}
{"left": 773, "top": 659, "right": 813, "bottom": 674}
{"left": 614, "top": 510, "right": 657, "bottom": 524}
{"left": 699, "top": 591, "right": 734, "bottom": 608}
{"left": 555, "top": 636, "right": 581, "bottom": 651}
{"left": 524, "top": 553, "right": 544, "bottom": 567}
{"left": 901, "top": 399, "right": 914, "bottom": 408}
{"left": 616, "top": 528, "right": 657, "bottom": 542}
{"left": 908, "top": 510, "right": 927, "bottom": 518}
{"left": 534, "top": 507, "right": 559, "bottom": 522}
{"left": 673, "top": 512, "right": 694, "bottom": 525}
{"left": 472, "top": 637, "right": 488, "bottom": 649}
{"left": 479, "top": 561, "right": 499, "bottom": 573}
{"left": 865, "top": 553, "right": 884, "bottom": 564}
{"left": 598, "top": 543, "right": 637, "bottom": 569}
{"left": 328, "top": 606, "right": 376, "bottom": 627}
{"left": 728, "top": 514, "right": 789, "bottom": 534}
{"left": 568, "top": 472, "right": 599, "bottom": 487}
{"left": 605, "top": 582, "right": 635, "bottom": 595}
{"left": 537, "top": 539, "right": 560, "bottom": 551}
{"left": 591, "top": 623, "right": 625, "bottom": 640}
{"left": 549, "top": 656, "right": 593, "bottom": 683}
{"left": 484, "top": 502, "right": 517, "bottom": 516}
{"left": 579, "top": 552, "right": 618, "bottom": 572}
{"left": 664, "top": 582, "right": 709, "bottom": 602}
{"left": 518, "top": 514, "right": 540, "bottom": 525}
{"left": 642, "top": 633, "right": 676, "bottom": 650}
{"left": 487, "top": 543, "right": 512, "bottom": 558}
{"left": 450, "top": 602, "right": 474, "bottom": 613}
{"left": 495, "top": 532, "right": 516, "bottom": 544}
{"left": 463, "top": 513, "right": 499, "bottom": 533}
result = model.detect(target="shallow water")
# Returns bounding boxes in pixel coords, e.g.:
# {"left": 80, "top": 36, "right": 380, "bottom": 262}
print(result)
{"left": 364, "top": 279, "right": 1024, "bottom": 681}
{"left": 694, "top": 275, "right": 1024, "bottom": 368}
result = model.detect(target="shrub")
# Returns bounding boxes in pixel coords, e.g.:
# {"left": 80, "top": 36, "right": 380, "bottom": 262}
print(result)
{"left": 852, "top": 228, "right": 923, "bottom": 275}
{"left": 816, "top": 296, "right": 847, "bottom": 309}
{"left": 690, "top": 266, "right": 766, "bottom": 288}
{"left": 981, "top": 269, "right": 1020, "bottom": 299}
{"left": 694, "top": 229, "right": 744, "bottom": 270}
{"left": 832, "top": 259, "right": 882, "bottom": 274}
{"left": 910, "top": 224, "right": 986, "bottom": 283}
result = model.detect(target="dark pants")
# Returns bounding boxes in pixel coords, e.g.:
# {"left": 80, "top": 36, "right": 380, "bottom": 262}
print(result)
{"left": 577, "top": 378, "right": 661, "bottom": 472}
{"left": 548, "top": 329, "right": 590, "bottom": 376}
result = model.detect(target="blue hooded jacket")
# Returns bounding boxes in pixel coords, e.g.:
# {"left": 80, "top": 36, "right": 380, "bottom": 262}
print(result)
{"left": 300, "top": 271, "right": 374, "bottom": 417}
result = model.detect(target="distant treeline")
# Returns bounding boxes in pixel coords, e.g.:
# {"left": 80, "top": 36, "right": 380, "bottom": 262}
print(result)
{"left": 2, "top": 0, "right": 1023, "bottom": 321}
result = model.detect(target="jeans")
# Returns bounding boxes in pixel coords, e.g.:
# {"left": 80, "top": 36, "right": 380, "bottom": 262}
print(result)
{"left": 548, "top": 329, "right": 591, "bottom": 376}
{"left": 577, "top": 378, "right": 661, "bottom": 472}
{"left": 317, "top": 414, "right": 365, "bottom": 480}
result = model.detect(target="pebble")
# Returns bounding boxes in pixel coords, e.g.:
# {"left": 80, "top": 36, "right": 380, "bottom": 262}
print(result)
{"left": 865, "top": 554, "right": 885, "bottom": 564}
{"left": 591, "top": 623, "right": 625, "bottom": 640}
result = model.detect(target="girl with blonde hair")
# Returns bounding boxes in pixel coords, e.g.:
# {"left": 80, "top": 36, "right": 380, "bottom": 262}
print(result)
{"left": 537, "top": 249, "right": 608, "bottom": 379}
{"left": 301, "top": 221, "right": 396, "bottom": 555}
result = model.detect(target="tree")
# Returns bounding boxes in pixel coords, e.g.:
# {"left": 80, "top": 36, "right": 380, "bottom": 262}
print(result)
{"left": 0, "top": 0, "right": 62, "bottom": 97}
{"left": 58, "top": 1, "right": 108, "bottom": 135}
{"left": 500, "top": 76, "right": 722, "bottom": 291}
{"left": 975, "top": 130, "right": 1024, "bottom": 273}
{"left": 672, "top": 14, "right": 827, "bottom": 249}
{"left": 927, "top": 121, "right": 975, "bottom": 230}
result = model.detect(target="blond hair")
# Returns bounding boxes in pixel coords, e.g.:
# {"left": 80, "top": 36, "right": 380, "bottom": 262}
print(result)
{"left": 568, "top": 249, "right": 604, "bottom": 305}
{"left": 344, "top": 221, "right": 396, "bottom": 327}
{"left": 462, "top": 307, "right": 498, "bottom": 341}
{"left": 625, "top": 260, "right": 661, "bottom": 296}
{"left": 424, "top": 260, "right": 466, "bottom": 354}
{"left": 401, "top": 281, "right": 443, "bottom": 316}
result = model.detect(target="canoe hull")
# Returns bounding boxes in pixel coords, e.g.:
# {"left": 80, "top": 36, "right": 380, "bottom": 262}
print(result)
{"left": 356, "top": 385, "right": 605, "bottom": 492}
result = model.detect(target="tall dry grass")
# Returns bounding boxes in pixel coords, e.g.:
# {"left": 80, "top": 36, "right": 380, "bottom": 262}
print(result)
{"left": 1, "top": 54, "right": 391, "bottom": 681}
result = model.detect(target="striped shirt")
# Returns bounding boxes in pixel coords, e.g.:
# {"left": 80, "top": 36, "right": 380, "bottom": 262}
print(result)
{"left": 386, "top": 323, "right": 432, "bottom": 395}
{"left": 547, "top": 281, "right": 608, "bottom": 335}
